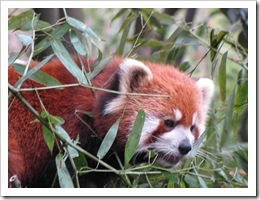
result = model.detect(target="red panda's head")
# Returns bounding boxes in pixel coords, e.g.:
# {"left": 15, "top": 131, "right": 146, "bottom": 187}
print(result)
{"left": 94, "top": 58, "right": 214, "bottom": 168}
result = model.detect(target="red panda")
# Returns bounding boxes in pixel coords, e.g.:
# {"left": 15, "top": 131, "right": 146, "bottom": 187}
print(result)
{"left": 8, "top": 56, "right": 214, "bottom": 187}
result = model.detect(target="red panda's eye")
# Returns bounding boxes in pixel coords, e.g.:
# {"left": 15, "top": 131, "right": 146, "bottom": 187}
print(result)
{"left": 190, "top": 125, "right": 195, "bottom": 132}
{"left": 164, "top": 120, "right": 177, "bottom": 129}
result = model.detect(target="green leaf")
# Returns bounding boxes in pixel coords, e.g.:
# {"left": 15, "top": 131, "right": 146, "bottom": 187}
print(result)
{"left": 117, "top": 12, "right": 136, "bottom": 34}
{"left": 184, "top": 174, "right": 198, "bottom": 187}
{"left": 35, "top": 20, "right": 52, "bottom": 31}
{"left": 191, "top": 130, "right": 207, "bottom": 157}
{"left": 39, "top": 111, "right": 57, "bottom": 153}
{"left": 51, "top": 39, "right": 87, "bottom": 84}
{"left": 70, "top": 29, "right": 87, "bottom": 56}
{"left": 74, "top": 151, "right": 88, "bottom": 171}
{"left": 218, "top": 51, "right": 228, "bottom": 102}
{"left": 234, "top": 81, "right": 248, "bottom": 114}
{"left": 233, "top": 150, "right": 248, "bottom": 173}
{"left": 42, "top": 123, "right": 55, "bottom": 153}
{"left": 34, "top": 23, "right": 70, "bottom": 57}
{"left": 67, "top": 16, "right": 87, "bottom": 32}
{"left": 89, "top": 38, "right": 103, "bottom": 69}
{"left": 124, "top": 109, "right": 145, "bottom": 166}
{"left": 67, "top": 16, "right": 100, "bottom": 42}
{"left": 220, "top": 85, "right": 236, "bottom": 148}
{"left": 55, "top": 125, "right": 79, "bottom": 158}
{"left": 49, "top": 115, "right": 65, "bottom": 126}
{"left": 21, "top": 13, "right": 39, "bottom": 31}
{"left": 111, "top": 8, "right": 128, "bottom": 24}
{"left": 15, "top": 34, "right": 33, "bottom": 46}
{"left": 8, "top": 10, "right": 34, "bottom": 30}
{"left": 8, "top": 52, "right": 20, "bottom": 66}
{"left": 116, "top": 16, "right": 133, "bottom": 56}
{"left": 152, "top": 11, "right": 176, "bottom": 26}
{"left": 13, "top": 54, "right": 55, "bottom": 87}
{"left": 12, "top": 64, "right": 62, "bottom": 87}
{"left": 210, "top": 30, "right": 228, "bottom": 62}
{"left": 97, "top": 118, "right": 120, "bottom": 159}
{"left": 85, "top": 27, "right": 101, "bottom": 42}
{"left": 197, "top": 176, "right": 208, "bottom": 188}
{"left": 166, "top": 27, "right": 184, "bottom": 44}
{"left": 89, "top": 55, "right": 113, "bottom": 80}
{"left": 179, "top": 62, "right": 191, "bottom": 72}
{"left": 55, "top": 153, "right": 74, "bottom": 188}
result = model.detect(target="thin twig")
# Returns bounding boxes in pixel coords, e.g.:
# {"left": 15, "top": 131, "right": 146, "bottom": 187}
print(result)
{"left": 15, "top": 82, "right": 170, "bottom": 98}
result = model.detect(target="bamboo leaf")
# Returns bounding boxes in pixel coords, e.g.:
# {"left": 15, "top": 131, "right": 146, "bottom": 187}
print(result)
{"left": 179, "top": 62, "right": 191, "bottom": 72}
{"left": 152, "top": 11, "right": 176, "bottom": 26}
{"left": 70, "top": 29, "right": 87, "bottom": 56}
{"left": 51, "top": 39, "right": 87, "bottom": 84}
{"left": 85, "top": 27, "right": 101, "bottom": 42}
{"left": 210, "top": 30, "right": 228, "bottom": 62}
{"left": 8, "top": 10, "right": 34, "bottom": 30}
{"left": 67, "top": 16, "right": 100, "bottom": 42}
{"left": 12, "top": 58, "right": 62, "bottom": 87}
{"left": 15, "top": 34, "right": 33, "bottom": 46}
{"left": 34, "top": 23, "right": 70, "bottom": 56}
{"left": 49, "top": 116, "right": 65, "bottom": 126}
{"left": 234, "top": 81, "right": 248, "bottom": 114}
{"left": 191, "top": 130, "right": 207, "bottom": 157}
{"left": 97, "top": 118, "right": 120, "bottom": 159}
{"left": 40, "top": 111, "right": 54, "bottom": 153}
{"left": 42, "top": 123, "right": 55, "bottom": 153}
{"left": 111, "top": 8, "right": 128, "bottom": 24}
{"left": 55, "top": 153, "right": 74, "bottom": 188}
{"left": 13, "top": 54, "right": 55, "bottom": 87}
{"left": 67, "top": 16, "right": 87, "bottom": 32}
{"left": 220, "top": 86, "right": 236, "bottom": 148}
{"left": 8, "top": 52, "right": 20, "bottom": 66}
{"left": 124, "top": 109, "right": 145, "bottom": 166}
{"left": 116, "top": 17, "right": 133, "bottom": 56}
{"left": 184, "top": 174, "right": 198, "bottom": 187}
{"left": 56, "top": 125, "right": 79, "bottom": 158}
{"left": 218, "top": 51, "right": 228, "bottom": 102}
{"left": 35, "top": 20, "right": 52, "bottom": 31}
{"left": 74, "top": 151, "right": 88, "bottom": 171}
{"left": 89, "top": 55, "right": 113, "bottom": 80}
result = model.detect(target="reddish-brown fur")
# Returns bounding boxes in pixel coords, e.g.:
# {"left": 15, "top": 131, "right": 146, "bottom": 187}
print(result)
{"left": 8, "top": 57, "right": 124, "bottom": 187}
{"left": 8, "top": 56, "right": 205, "bottom": 187}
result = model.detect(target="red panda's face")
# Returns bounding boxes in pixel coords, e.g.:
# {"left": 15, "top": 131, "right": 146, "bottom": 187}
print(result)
{"left": 95, "top": 59, "right": 214, "bottom": 168}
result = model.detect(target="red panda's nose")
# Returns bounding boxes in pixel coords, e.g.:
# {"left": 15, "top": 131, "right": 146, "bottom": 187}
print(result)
{"left": 178, "top": 139, "right": 191, "bottom": 155}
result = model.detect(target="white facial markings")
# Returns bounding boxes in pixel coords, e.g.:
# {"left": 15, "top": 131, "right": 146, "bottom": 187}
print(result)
{"left": 160, "top": 125, "right": 195, "bottom": 152}
{"left": 136, "top": 116, "right": 160, "bottom": 152}
{"left": 198, "top": 124, "right": 206, "bottom": 137}
{"left": 173, "top": 108, "right": 182, "bottom": 121}
{"left": 192, "top": 112, "right": 198, "bottom": 126}
{"left": 104, "top": 96, "right": 125, "bottom": 115}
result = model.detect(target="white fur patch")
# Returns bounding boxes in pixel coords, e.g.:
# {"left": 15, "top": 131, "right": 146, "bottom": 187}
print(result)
{"left": 136, "top": 116, "right": 161, "bottom": 152}
{"left": 103, "top": 98, "right": 125, "bottom": 115}
{"left": 173, "top": 109, "right": 182, "bottom": 121}
{"left": 119, "top": 59, "right": 153, "bottom": 93}
{"left": 196, "top": 78, "right": 214, "bottom": 112}
{"left": 192, "top": 112, "right": 198, "bottom": 125}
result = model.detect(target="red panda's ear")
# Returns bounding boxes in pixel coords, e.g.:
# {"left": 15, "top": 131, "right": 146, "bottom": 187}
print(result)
{"left": 118, "top": 59, "right": 153, "bottom": 92}
{"left": 103, "top": 59, "right": 153, "bottom": 115}
{"left": 196, "top": 78, "right": 214, "bottom": 112}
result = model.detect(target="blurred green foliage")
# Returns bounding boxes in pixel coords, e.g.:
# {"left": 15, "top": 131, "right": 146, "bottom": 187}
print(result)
{"left": 8, "top": 8, "right": 248, "bottom": 188}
